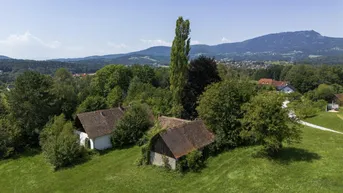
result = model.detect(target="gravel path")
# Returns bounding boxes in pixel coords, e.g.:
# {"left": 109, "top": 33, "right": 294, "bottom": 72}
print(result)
{"left": 283, "top": 100, "right": 343, "bottom": 135}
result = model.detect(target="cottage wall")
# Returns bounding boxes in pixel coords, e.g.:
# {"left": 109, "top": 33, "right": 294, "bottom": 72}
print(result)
{"left": 93, "top": 134, "right": 113, "bottom": 150}
{"left": 151, "top": 135, "right": 174, "bottom": 158}
{"left": 150, "top": 151, "right": 177, "bottom": 170}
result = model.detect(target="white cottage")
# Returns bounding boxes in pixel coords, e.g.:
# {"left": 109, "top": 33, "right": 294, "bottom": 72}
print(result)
{"left": 74, "top": 108, "right": 125, "bottom": 150}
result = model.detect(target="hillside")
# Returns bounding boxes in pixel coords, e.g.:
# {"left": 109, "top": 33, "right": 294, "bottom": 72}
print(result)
{"left": 1, "top": 30, "right": 343, "bottom": 66}
{"left": 49, "top": 30, "right": 343, "bottom": 65}
{"left": 0, "top": 126, "right": 342, "bottom": 193}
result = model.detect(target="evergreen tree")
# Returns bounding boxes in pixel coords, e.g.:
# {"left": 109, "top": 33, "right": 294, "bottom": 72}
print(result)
{"left": 169, "top": 16, "right": 191, "bottom": 117}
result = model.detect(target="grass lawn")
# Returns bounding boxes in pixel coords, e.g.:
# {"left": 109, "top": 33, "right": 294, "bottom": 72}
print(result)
{"left": 305, "top": 111, "right": 343, "bottom": 132}
{"left": 1, "top": 126, "right": 343, "bottom": 193}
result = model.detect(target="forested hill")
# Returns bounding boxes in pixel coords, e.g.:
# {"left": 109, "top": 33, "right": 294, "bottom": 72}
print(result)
{"left": 0, "top": 59, "right": 99, "bottom": 74}
{"left": 49, "top": 30, "right": 343, "bottom": 65}
{"left": 1, "top": 30, "right": 343, "bottom": 72}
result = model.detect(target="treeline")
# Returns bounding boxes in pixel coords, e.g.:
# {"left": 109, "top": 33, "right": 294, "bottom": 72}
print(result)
{"left": 253, "top": 64, "right": 343, "bottom": 93}
{"left": 0, "top": 59, "right": 106, "bottom": 86}
{"left": 0, "top": 64, "right": 168, "bottom": 161}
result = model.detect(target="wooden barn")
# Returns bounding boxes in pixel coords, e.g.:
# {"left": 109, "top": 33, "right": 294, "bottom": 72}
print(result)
{"left": 74, "top": 108, "right": 125, "bottom": 150}
{"left": 149, "top": 116, "right": 215, "bottom": 170}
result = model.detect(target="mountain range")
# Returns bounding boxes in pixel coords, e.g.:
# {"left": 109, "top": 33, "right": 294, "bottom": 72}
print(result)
{"left": 2, "top": 30, "right": 343, "bottom": 66}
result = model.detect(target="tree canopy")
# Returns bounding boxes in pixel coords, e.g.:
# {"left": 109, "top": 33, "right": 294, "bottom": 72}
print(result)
{"left": 241, "top": 92, "right": 301, "bottom": 155}
{"left": 182, "top": 55, "right": 221, "bottom": 119}
{"left": 197, "top": 80, "right": 256, "bottom": 151}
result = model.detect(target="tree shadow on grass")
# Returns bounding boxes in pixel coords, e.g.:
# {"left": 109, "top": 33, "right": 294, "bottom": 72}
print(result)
{"left": 95, "top": 144, "right": 136, "bottom": 156}
{"left": 253, "top": 147, "right": 321, "bottom": 165}
{"left": 9, "top": 148, "right": 41, "bottom": 160}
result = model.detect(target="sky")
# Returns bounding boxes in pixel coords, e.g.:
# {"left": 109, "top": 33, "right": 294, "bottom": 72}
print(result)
{"left": 0, "top": 0, "right": 342, "bottom": 59}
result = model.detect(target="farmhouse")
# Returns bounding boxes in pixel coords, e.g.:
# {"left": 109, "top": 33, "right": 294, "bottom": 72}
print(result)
{"left": 74, "top": 108, "right": 125, "bottom": 150}
{"left": 258, "top": 78, "right": 295, "bottom": 93}
{"left": 149, "top": 116, "right": 215, "bottom": 170}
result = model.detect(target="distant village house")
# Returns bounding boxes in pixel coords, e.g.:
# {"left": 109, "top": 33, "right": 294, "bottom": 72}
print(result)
{"left": 258, "top": 78, "right": 295, "bottom": 93}
{"left": 149, "top": 116, "right": 215, "bottom": 170}
{"left": 74, "top": 108, "right": 124, "bottom": 150}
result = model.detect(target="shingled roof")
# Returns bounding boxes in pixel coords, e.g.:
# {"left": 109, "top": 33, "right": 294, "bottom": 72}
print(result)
{"left": 157, "top": 117, "right": 215, "bottom": 159}
{"left": 158, "top": 116, "right": 190, "bottom": 129}
{"left": 76, "top": 108, "right": 125, "bottom": 139}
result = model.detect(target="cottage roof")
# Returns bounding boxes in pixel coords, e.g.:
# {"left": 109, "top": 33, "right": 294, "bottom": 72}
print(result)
{"left": 157, "top": 117, "right": 215, "bottom": 158}
{"left": 76, "top": 108, "right": 125, "bottom": 139}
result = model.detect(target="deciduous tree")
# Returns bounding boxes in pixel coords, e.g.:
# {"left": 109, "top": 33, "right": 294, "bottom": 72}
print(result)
{"left": 8, "top": 71, "right": 57, "bottom": 145}
{"left": 197, "top": 80, "right": 256, "bottom": 151}
{"left": 241, "top": 92, "right": 301, "bottom": 155}
{"left": 182, "top": 55, "right": 221, "bottom": 119}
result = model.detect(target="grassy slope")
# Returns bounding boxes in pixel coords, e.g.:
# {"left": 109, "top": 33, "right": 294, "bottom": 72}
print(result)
{"left": 305, "top": 111, "right": 343, "bottom": 132}
{"left": 1, "top": 126, "right": 343, "bottom": 193}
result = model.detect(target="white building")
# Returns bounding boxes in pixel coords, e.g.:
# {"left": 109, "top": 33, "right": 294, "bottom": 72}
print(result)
{"left": 74, "top": 108, "right": 125, "bottom": 150}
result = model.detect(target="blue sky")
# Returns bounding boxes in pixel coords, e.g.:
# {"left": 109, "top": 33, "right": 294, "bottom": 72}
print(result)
{"left": 0, "top": 0, "right": 342, "bottom": 59}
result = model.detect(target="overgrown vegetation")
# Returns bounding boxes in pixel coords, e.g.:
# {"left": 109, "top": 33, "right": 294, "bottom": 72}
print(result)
{"left": 111, "top": 104, "right": 153, "bottom": 148}
{"left": 40, "top": 115, "right": 88, "bottom": 170}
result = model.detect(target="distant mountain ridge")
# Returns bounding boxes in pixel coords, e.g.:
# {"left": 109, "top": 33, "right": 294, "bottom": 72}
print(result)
{"left": 1, "top": 30, "right": 343, "bottom": 65}
{"left": 0, "top": 55, "right": 11, "bottom": 60}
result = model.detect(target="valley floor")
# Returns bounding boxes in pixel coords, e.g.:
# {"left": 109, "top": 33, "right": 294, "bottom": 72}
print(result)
{"left": 0, "top": 126, "right": 343, "bottom": 193}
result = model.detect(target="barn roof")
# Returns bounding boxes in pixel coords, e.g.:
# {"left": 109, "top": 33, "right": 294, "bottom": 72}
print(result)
{"left": 157, "top": 117, "right": 215, "bottom": 159}
{"left": 158, "top": 116, "right": 190, "bottom": 129}
{"left": 76, "top": 108, "right": 125, "bottom": 139}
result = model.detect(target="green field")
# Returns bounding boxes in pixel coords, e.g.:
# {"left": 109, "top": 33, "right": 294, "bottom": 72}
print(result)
{"left": 305, "top": 111, "right": 343, "bottom": 132}
{"left": 1, "top": 126, "right": 343, "bottom": 193}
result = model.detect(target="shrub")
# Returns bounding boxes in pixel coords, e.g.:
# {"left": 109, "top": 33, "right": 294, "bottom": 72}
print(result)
{"left": 176, "top": 150, "right": 205, "bottom": 172}
{"left": 186, "top": 150, "right": 205, "bottom": 172}
{"left": 40, "top": 115, "right": 87, "bottom": 170}
{"left": 289, "top": 98, "right": 326, "bottom": 119}
{"left": 0, "top": 118, "right": 20, "bottom": 158}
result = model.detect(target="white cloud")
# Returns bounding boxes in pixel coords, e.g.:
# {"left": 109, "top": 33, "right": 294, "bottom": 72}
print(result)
{"left": 140, "top": 39, "right": 171, "bottom": 46}
{"left": 221, "top": 37, "right": 231, "bottom": 43}
{"left": 0, "top": 32, "right": 132, "bottom": 59}
{"left": 0, "top": 31, "right": 61, "bottom": 49}
{"left": 191, "top": 40, "right": 200, "bottom": 45}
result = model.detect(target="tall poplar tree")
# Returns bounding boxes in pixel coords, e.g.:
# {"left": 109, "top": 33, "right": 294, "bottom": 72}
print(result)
{"left": 169, "top": 16, "right": 191, "bottom": 117}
